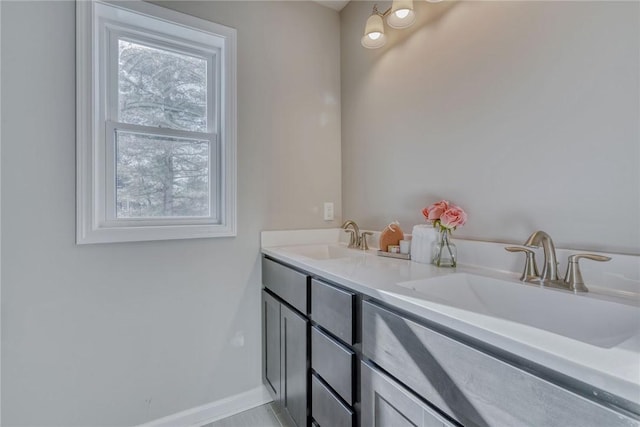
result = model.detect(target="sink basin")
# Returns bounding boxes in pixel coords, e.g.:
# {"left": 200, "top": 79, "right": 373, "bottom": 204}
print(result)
{"left": 279, "top": 244, "right": 365, "bottom": 260}
{"left": 396, "top": 273, "right": 640, "bottom": 348}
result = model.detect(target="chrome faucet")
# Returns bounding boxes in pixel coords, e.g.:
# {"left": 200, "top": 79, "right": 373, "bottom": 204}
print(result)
{"left": 341, "top": 220, "right": 361, "bottom": 248}
{"left": 524, "top": 230, "right": 559, "bottom": 282}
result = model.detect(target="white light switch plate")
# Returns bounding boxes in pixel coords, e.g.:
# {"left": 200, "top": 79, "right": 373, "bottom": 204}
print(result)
{"left": 323, "top": 202, "right": 334, "bottom": 221}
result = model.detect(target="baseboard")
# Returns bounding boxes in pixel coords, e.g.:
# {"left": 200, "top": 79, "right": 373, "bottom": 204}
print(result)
{"left": 136, "top": 385, "right": 273, "bottom": 427}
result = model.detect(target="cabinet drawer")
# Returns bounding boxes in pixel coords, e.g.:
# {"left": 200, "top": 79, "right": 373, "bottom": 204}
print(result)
{"left": 262, "top": 257, "right": 308, "bottom": 314}
{"left": 362, "top": 301, "right": 639, "bottom": 427}
{"left": 311, "top": 374, "right": 354, "bottom": 427}
{"left": 312, "top": 326, "right": 355, "bottom": 405}
{"left": 311, "top": 279, "right": 355, "bottom": 344}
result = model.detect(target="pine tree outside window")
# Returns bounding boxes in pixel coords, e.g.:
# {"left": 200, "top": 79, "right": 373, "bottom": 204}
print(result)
{"left": 77, "top": 1, "right": 237, "bottom": 244}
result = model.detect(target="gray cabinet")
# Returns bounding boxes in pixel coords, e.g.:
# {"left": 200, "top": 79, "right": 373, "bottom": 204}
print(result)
{"left": 362, "top": 300, "right": 639, "bottom": 427}
{"left": 263, "top": 291, "right": 281, "bottom": 400}
{"left": 281, "top": 303, "right": 308, "bottom": 427}
{"left": 309, "top": 279, "right": 357, "bottom": 426}
{"left": 262, "top": 289, "right": 309, "bottom": 427}
{"left": 361, "top": 361, "right": 454, "bottom": 427}
{"left": 311, "top": 374, "right": 355, "bottom": 427}
{"left": 311, "top": 326, "right": 355, "bottom": 405}
{"left": 263, "top": 255, "right": 639, "bottom": 427}
{"left": 263, "top": 257, "right": 308, "bottom": 314}
{"left": 310, "top": 278, "right": 355, "bottom": 345}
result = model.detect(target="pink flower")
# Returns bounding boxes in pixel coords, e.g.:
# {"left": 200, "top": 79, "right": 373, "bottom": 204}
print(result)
{"left": 440, "top": 206, "right": 467, "bottom": 230}
{"left": 422, "top": 200, "right": 449, "bottom": 222}
{"left": 421, "top": 207, "right": 430, "bottom": 220}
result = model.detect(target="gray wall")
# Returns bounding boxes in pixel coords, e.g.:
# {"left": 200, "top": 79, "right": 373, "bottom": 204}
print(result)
{"left": 2, "top": 0, "right": 638, "bottom": 425}
{"left": 0, "top": 1, "right": 340, "bottom": 425}
{"left": 341, "top": 1, "right": 639, "bottom": 254}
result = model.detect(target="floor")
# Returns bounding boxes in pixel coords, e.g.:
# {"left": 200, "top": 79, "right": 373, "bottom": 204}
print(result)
{"left": 203, "top": 403, "right": 294, "bottom": 427}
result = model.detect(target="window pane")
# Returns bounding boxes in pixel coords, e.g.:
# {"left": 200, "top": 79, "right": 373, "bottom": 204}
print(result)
{"left": 116, "top": 131, "right": 210, "bottom": 218}
{"left": 118, "top": 39, "right": 207, "bottom": 132}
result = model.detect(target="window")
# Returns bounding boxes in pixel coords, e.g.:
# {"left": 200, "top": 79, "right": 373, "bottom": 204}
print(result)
{"left": 77, "top": 1, "right": 236, "bottom": 244}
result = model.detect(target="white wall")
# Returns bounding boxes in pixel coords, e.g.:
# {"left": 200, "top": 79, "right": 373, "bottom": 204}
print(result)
{"left": 0, "top": 1, "right": 340, "bottom": 425}
{"left": 341, "top": 1, "right": 640, "bottom": 254}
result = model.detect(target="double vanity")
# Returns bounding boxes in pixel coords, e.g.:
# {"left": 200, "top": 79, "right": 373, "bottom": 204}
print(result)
{"left": 260, "top": 229, "right": 640, "bottom": 427}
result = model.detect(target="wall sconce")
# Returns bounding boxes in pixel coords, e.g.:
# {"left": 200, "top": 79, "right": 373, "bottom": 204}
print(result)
{"left": 361, "top": 0, "right": 442, "bottom": 49}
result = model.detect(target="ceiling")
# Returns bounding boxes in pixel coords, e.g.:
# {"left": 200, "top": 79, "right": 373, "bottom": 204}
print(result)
{"left": 313, "top": 0, "right": 350, "bottom": 11}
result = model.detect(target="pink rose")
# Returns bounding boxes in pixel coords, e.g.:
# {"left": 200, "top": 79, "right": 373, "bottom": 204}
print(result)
{"left": 423, "top": 200, "right": 450, "bottom": 222}
{"left": 440, "top": 206, "right": 467, "bottom": 230}
{"left": 421, "top": 207, "right": 430, "bottom": 220}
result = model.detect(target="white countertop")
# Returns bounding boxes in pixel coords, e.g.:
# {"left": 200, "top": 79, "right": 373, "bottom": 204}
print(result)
{"left": 261, "top": 229, "right": 640, "bottom": 409}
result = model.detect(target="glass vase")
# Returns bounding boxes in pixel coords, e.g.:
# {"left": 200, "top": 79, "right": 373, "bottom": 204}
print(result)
{"left": 432, "top": 228, "right": 457, "bottom": 267}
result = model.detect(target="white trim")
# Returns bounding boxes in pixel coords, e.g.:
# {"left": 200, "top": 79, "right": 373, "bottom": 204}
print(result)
{"left": 135, "top": 386, "right": 272, "bottom": 427}
{"left": 76, "top": 0, "right": 237, "bottom": 244}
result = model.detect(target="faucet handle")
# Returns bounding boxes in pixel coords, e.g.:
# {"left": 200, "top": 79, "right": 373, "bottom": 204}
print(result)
{"left": 568, "top": 253, "right": 611, "bottom": 263}
{"left": 563, "top": 253, "right": 611, "bottom": 293}
{"left": 360, "top": 232, "right": 374, "bottom": 250}
{"left": 505, "top": 246, "right": 540, "bottom": 282}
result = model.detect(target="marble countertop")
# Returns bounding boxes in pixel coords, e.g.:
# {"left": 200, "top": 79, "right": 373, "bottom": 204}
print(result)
{"left": 261, "top": 229, "right": 640, "bottom": 410}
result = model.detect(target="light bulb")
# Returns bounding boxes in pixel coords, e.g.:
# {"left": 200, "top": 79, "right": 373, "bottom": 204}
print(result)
{"left": 387, "top": 0, "right": 416, "bottom": 29}
{"left": 394, "top": 9, "right": 410, "bottom": 19}
{"left": 361, "top": 8, "right": 387, "bottom": 48}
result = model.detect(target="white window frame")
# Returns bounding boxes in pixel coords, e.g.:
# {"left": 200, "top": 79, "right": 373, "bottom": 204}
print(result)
{"left": 77, "top": 0, "right": 237, "bottom": 244}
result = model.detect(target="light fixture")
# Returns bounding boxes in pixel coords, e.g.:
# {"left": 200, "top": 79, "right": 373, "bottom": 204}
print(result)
{"left": 361, "top": 6, "right": 387, "bottom": 49}
{"left": 387, "top": 0, "right": 416, "bottom": 29}
{"left": 361, "top": 1, "right": 416, "bottom": 49}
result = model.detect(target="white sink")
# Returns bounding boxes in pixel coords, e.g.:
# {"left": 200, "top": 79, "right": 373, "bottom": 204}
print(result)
{"left": 278, "top": 244, "right": 365, "bottom": 260}
{"left": 396, "top": 273, "right": 640, "bottom": 348}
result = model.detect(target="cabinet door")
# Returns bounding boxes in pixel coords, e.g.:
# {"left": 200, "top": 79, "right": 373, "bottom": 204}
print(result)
{"left": 362, "top": 301, "right": 640, "bottom": 427}
{"left": 281, "top": 303, "right": 309, "bottom": 427}
{"left": 361, "top": 362, "right": 453, "bottom": 427}
{"left": 262, "top": 290, "right": 281, "bottom": 402}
